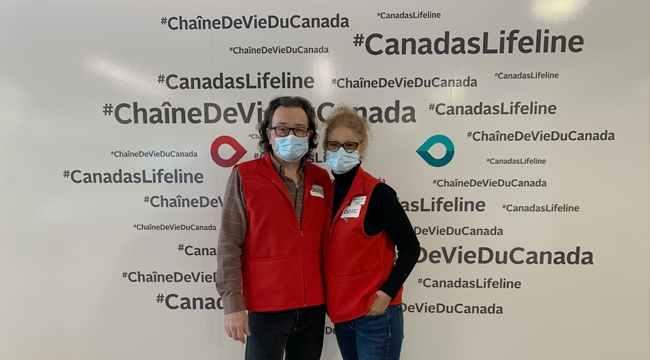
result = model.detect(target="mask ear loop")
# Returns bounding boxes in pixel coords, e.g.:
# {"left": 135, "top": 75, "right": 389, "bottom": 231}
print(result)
{"left": 357, "top": 141, "right": 366, "bottom": 160}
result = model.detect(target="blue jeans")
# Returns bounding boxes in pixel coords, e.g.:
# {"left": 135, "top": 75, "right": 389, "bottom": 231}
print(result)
{"left": 334, "top": 305, "right": 404, "bottom": 360}
{"left": 245, "top": 305, "right": 326, "bottom": 360}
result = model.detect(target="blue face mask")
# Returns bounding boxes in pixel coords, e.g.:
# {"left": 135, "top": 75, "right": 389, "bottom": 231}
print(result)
{"left": 325, "top": 148, "right": 360, "bottom": 173}
{"left": 273, "top": 135, "right": 309, "bottom": 162}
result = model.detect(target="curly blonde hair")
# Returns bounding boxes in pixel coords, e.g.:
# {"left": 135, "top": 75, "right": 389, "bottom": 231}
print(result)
{"left": 323, "top": 106, "right": 371, "bottom": 156}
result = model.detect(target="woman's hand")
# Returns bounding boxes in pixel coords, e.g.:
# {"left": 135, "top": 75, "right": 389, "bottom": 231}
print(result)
{"left": 365, "top": 290, "right": 392, "bottom": 316}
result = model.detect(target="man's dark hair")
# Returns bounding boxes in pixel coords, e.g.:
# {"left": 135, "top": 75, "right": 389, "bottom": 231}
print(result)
{"left": 257, "top": 96, "right": 319, "bottom": 157}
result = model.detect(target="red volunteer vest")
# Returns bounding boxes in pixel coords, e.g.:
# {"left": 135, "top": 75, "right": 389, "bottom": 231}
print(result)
{"left": 325, "top": 167, "right": 402, "bottom": 323}
{"left": 238, "top": 153, "right": 330, "bottom": 312}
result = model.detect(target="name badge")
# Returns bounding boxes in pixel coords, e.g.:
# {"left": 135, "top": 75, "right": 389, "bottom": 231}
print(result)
{"left": 351, "top": 196, "right": 366, "bottom": 205}
{"left": 310, "top": 184, "right": 324, "bottom": 198}
{"left": 341, "top": 205, "right": 361, "bottom": 219}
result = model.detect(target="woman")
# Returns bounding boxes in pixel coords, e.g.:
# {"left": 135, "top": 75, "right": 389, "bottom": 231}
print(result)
{"left": 323, "top": 106, "right": 420, "bottom": 360}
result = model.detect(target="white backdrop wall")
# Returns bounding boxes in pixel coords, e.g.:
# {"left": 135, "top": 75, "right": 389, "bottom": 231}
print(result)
{"left": 0, "top": 1, "right": 648, "bottom": 359}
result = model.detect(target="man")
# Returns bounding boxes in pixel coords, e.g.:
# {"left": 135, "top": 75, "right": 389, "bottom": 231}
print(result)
{"left": 216, "top": 96, "right": 330, "bottom": 360}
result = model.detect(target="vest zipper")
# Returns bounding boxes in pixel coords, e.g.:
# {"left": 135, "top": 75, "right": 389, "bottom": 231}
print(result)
{"left": 300, "top": 183, "right": 306, "bottom": 307}
{"left": 300, "top": 230, "right": 307, "bottom": 307}
{"left": 271, "top": 162, "right": 309, "bottom": 308}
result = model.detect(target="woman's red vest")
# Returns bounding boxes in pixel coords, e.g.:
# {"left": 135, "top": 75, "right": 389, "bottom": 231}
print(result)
{"left": 325, "top": 167, "right": 402, "bottom": 323}
{"left": 237, "top": 153, "right": 330, "bottom": 312}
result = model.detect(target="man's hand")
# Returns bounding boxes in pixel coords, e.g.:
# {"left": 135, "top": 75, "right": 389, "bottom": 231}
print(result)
{"left": 225, "top": 310, "right": 250, "bottom": 343}
{"left": 366, "top": 290, "right": 391, "bottom": 316}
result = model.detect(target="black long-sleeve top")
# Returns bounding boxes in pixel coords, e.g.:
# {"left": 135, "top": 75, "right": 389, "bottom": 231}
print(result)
{"left": 331, "top": 164, "right": 420, "bottom": 299}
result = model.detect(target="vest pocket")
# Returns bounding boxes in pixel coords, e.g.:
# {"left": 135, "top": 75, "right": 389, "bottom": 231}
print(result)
{"left": 332, "top": 269, "right": 374, "bottom": 281}
{"left": 247, "top": 254, "right": 289, "bottom": 262}
{"left": 244, "top": 255, "right": 296, "bottom": 310}
{"left": 329, "top": 269, "right": 381, "bottom": 321}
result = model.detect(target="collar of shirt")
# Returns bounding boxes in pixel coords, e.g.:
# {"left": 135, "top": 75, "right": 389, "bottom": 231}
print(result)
{"left": 269, "top": 152, "right": 305, "bottom": 184}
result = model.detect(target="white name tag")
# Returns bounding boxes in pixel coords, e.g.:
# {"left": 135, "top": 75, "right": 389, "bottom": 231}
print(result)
{"left": 310, "top": 184, "right": 324, "bottom": 198}
{"left": 351, "top": 196, "right": 367, "bottom": 205}
{"left": 341, "top": 205, "right": 361, "bottom": 218}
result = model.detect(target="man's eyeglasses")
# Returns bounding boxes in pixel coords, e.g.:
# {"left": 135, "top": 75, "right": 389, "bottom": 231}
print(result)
{"left": 270, "top": 126, "right": 310, "bottom": 138}
{"left": 325, "top": 141, "right": 360, "bottom": 153}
